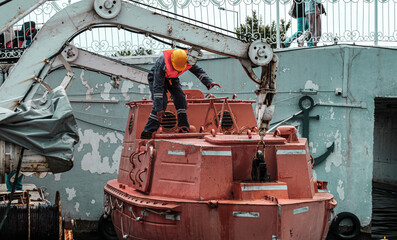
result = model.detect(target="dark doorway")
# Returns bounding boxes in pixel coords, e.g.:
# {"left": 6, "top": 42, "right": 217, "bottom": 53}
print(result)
{"left": 372, "top": 98, "right": 397, "bottom": 239}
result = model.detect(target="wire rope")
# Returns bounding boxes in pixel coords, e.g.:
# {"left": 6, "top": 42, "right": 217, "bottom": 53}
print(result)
{"left": 127, "top": 0, "right": 251, "bottom": 41}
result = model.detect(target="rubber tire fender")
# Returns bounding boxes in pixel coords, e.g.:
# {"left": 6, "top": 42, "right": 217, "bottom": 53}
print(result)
{"left": 98, "top": 214, "right": 118, "bottom": 240}
{"left": 330, "top": 212, "right": 360, "bottom": 240}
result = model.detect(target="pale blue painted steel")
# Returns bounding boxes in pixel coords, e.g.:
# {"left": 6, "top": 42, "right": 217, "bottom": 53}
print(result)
{"left": 0, "top": 0, "right": 250, "bottom": 110}
{"left": 0, "top": 0, "right": 47, "bottom": 34}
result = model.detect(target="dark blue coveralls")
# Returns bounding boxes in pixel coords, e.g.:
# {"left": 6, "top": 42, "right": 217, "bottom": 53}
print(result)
{"left": 141, "top": 54, "right": 214, "bottom": 138}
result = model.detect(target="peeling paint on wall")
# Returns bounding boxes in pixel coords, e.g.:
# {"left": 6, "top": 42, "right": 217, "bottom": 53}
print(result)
{"left": 318, "top": 97, "right": 335, "bottom": 105}
{"left": 91, "top": 199, "right": 95, "bottom": 204}
{"left": 325, "top": 130, "right": 343, "bottom": 172}
{"left": 138, "top": 84, "right": 146, "bottom": 94}
{"left": 80, "top": 69, "right": 93, "bottom": 100}
{"left": 77, "top": 128, "right": 123, "bottom": 174}
{"left": 101, "top": 82, "right": 115, "bottom": 100}
{"left": 121, "top": 80, "right": 134, "bottom": 100}
{"left": 312, "top": 169, "right": 317, "bottom": 180}
{"left": 86, "top": 212, "right": 90, "bottom": 217}
{"left": 336, "top": 179, "right": 345, "bottom": 201}
{"left": 102, "top": 104, "right": 109, "bottom": 113}
{"left": 329, "top": 107, "right": 335, "bottom": 120}
{"left": 309, "top": 142, "right": 317, "bottom": 154}
{"left": 281, "top": 67, "right": 290, "bottom": 73}
{"left": 75, "top": 202, "right": 80, "bottom": 212}
{"left": 65, "top": 187, "right": 76, "bottom": 201}
{"left": 54, "top": 173, "right": 61, "bottom": 181}
{"left": 364, "top": 216, "right": 371, "bottom": 226}
{"left": 182, "top": 81, "right": 194, "bottom": 89}
{"left": 304, "top": 80, "right": 319, "bottom": 91}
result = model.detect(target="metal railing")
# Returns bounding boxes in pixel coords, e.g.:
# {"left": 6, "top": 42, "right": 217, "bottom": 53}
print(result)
{"left": 1, "top": 0, "right": 396, "bottom": 56}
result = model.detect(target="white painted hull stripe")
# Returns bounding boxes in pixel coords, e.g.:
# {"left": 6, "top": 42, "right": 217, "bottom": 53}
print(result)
{"left": 233, "top": 211, "right": 260, "bottom": 218}
{"left": 241, "top": 185, "right": 288, "bottom": 191}
{"left": 201, "top": 150, "right": 232, "bottom": 156}
{"left": 168, "top": 150, "right": 185, "bottom": 155}
{"left": 277, "top": 149, "right": 306, "bottom": 155}
{"left": 165, "top": 214, "right": 180, "bottom": 221}
{"left": 293, "top": 206, "right": 309, "bottom": 215}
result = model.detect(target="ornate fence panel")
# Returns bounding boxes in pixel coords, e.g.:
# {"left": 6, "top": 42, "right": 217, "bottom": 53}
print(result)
{"left": 2, "top": 0, "right": 397, "bottom": 56}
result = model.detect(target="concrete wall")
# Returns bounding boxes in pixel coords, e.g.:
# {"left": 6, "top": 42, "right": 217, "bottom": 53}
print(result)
{"left": 23, "top": 45, "right": 397, "bottom": 228}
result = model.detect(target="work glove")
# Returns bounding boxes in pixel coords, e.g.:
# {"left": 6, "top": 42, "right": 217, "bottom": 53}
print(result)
{"left": 209, "top": 82, "right": 222, "bottom": 89}
{"left": 157, "top": 110, "right": 165, "bottom": 123}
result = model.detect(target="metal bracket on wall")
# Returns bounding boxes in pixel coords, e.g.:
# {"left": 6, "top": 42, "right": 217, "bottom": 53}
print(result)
{"left": 317, "top": 102, "right": 367, "bottom": 109}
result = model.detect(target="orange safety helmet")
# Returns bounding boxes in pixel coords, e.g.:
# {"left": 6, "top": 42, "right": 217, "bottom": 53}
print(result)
{"left": 171, "top": 49, "right": 187, "bottom": 72}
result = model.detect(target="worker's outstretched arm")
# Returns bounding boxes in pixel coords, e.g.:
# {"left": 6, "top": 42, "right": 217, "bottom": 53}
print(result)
{"left": 189, "top": 65, "right": 220, "bottom": 89}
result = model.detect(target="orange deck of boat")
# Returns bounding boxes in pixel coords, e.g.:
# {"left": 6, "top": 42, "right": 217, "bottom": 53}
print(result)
{"left": 104, "top": 90, "right": 336, "bottom": 240}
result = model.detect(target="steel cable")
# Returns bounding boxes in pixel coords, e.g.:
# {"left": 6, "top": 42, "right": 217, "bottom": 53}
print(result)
{"left": 127, "top": 0, "right": 251, "bottom": 41}
{"left": 0, "top": 0, "right": 13, "bottom": 7}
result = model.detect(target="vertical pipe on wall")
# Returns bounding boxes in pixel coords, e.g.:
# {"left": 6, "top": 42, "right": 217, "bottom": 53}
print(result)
{"left": 276, "top": 0, "right": 280, "bottom": 48}
{"left": 342, "top": 47, "right": 349, "bottom": 98}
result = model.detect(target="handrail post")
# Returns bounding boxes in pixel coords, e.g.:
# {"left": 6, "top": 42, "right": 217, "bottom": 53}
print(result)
{"left": 374, "top": 0, "right": 378, "bottom": 45}
{"left": 276, "top": 0, "right": 281, "bottom": 48}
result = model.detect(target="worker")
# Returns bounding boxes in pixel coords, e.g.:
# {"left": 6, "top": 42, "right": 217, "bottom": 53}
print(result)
{"left": 140, "top": 49, "right": 221, "bottom": 139}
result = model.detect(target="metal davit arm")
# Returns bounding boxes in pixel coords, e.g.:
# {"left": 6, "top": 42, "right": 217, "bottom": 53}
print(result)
{"left": 0, "top": 0, "right": 276, "bottom": 142}
{"left": 0, "top": 0, "right": 274, "bottom": 110}
{"left": 0, "top": 0, "right": 47, "bottom": 35}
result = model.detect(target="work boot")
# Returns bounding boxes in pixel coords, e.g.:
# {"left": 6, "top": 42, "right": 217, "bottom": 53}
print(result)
{"left": 140, "top": 131, "right": 153, "bottom": 139}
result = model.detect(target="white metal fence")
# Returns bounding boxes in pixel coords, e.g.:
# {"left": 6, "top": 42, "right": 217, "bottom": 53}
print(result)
{"left": 3, "top": 0, "right": 397, "bottom": 56}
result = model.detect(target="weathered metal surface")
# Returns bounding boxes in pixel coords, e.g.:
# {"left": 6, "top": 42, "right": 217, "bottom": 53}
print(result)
{"left": 105, "top": 181, "right": 334, "bottom": 240}
{"left": 0, "top": 0, "right": 47, "bottom": 34}
{"left": 0, "top": 0, "right": 252, "bottom": 109}
{"left": 104, "top": 89, "right": 336, "bottom": 239}
{"left": 51, "top": 46, "right": 149, "bottom": 86}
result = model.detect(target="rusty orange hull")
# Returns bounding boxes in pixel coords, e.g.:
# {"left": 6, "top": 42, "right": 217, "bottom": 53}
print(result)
{"left": 105, "top": 179, "right": 334, "bottom": 240}
{"left": 103, "top": 91, "right": 337, "bottom": 240}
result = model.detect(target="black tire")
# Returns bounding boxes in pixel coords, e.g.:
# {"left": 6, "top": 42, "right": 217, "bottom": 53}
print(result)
{"left": 98, "top": 214, "right": 118, "bottom": 240}
{"left": 331, "top": 212, "right": 360, "bottom": 240}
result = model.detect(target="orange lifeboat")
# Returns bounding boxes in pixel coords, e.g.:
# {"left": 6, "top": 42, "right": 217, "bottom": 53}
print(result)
{"left": 103, "top": 89, "right": 336, "bottom": 240}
